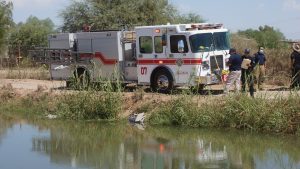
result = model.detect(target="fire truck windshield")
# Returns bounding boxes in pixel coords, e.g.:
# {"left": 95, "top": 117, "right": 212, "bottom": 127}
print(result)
{"left": 189, "top": 32, "right": 230, "bottom": 53}
{"left": 213, "top": 32, "right": 230, "bottom": 51}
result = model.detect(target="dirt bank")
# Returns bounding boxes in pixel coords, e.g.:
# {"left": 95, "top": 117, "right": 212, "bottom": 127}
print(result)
{"left": 0, "top": 78, "right": 295, "bottom": 95}
{"left": 0, "top": 78, "right": 298, "bottom": 118}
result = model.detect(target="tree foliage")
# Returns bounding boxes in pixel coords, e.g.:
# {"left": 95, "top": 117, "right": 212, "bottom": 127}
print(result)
{"left": 9, "top": 16, "right": 55, "bottom": 56}
{"left": 175, "top": 13, "right": 205, "bottom": 24}
{"left": 238, "top": 25, "right": 285, "bottom": 49}
{"left": 0, "top": 1, "right": 13, "bottom": 51}
{"left": 60, "top": 0, "right": 204, "bottom": 32}
{"left": 60, "top": 1, "right": 92, "bottom": 33}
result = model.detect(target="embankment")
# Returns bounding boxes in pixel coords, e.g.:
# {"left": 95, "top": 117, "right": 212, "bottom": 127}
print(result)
{"left": 0, "top": 80, "right": 300, "bottom": 135}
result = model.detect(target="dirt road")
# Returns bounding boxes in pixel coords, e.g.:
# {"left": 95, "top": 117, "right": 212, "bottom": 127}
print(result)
{"left": 0, "top": 79, "right": 297, "bottom": 98}
{"left": 0, "top": 79, "right": 65, "bottom": 91}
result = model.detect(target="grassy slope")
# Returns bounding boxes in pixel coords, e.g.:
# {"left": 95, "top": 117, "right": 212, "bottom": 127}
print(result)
{"left": 0, "top": 83, "right": 300, "bottom": 135}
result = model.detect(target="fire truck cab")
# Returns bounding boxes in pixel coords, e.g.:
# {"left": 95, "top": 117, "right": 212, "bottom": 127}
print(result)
{"left": 135, "top": 23, "right": 230, "bottom": 92}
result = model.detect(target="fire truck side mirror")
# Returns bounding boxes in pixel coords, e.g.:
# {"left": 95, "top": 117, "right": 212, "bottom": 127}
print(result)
{"left": 162, "top": 34, "right": 167, "bottom": 46}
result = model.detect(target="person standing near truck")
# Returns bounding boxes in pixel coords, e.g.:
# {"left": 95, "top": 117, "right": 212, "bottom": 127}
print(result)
{"left": 241, "top": 49, "right": 256, "bottom": 97}
{"left": 254, "top": 47, "right": 267, "bottom": 90}
{"left": 224, "top": 48, "right": 243, "bottom": 94}
{"left": 291, "top": 43, "right": 300, "bottom": 88}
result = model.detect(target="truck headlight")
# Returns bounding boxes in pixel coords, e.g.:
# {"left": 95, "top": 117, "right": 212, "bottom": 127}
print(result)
{"left": 225, "top": 58, "right": 229, "bottom": 64}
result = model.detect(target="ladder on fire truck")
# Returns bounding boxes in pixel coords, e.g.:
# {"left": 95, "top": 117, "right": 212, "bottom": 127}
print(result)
{"left": 29, "top": 48, "right": 76, "bottom": 65}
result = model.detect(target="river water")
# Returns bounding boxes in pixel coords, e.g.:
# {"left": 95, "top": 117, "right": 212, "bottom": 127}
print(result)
{"left": 0, "top": 116, "right": 300, "bottom": 169}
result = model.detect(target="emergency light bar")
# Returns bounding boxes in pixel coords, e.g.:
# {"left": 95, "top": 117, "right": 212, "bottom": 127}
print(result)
{"left": 190, "top": 23, "right": 223, "bottom": 30}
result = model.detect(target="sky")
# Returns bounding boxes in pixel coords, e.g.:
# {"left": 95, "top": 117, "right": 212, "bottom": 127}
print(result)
{"left": 7, "top": 0, "right": 300, "bottom": 40}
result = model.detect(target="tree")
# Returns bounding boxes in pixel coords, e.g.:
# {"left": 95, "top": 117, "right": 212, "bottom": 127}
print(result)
{"left": 175, "top": 13, "right": 205, "bottom": 24}
{"left": 89, "top": 0, "right": 140, "bottom": 30}
{"left": 0, "top": 1, "right": 13, "bottom": 53}
{"left": 60, "top": 0, "right": 204, "bottom": 32}
{"left": 60, "top": 1, "right": 92, "bottom": 32}
{"left": 9, "top": 16, "right": 55, "bottom": 57}
{"left": 238, "top": 25, "right": 285, "bottom": 49}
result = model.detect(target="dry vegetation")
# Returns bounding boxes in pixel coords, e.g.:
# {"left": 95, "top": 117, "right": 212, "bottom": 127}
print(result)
{"left": 1, "top": 83, "right": 300, "bottom": 135}
{"left": 231, "top": 34, "right": 292, "bottom": 86}
{"left": 0, "top": 67, "right": 50, "bottom": 80}
{"left": 0, "top": 58, "right": 50, "bottom": 80}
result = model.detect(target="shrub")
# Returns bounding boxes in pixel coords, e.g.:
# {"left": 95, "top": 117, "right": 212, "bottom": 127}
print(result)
{"left": 148, "top": 94, "right": 300, "bottom": 134}
{"left": 53, "top": 90, "right": 122, "bottom": 120}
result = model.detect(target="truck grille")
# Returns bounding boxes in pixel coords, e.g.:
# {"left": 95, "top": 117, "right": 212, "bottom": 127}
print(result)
{"left": 210, "top": 55, "right": 224, "bottom": 72}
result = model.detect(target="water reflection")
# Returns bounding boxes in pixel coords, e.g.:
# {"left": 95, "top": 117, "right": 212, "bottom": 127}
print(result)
{"left": 1, "top": 117, "right": 300, "bottom": 169}
{"left": 0, "top": 116, "right": 16, "bottom": 144}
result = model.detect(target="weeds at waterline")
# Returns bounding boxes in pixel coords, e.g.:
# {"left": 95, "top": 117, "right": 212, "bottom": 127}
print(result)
{"left": 0, "top": 83, "right": 122, "bottom": 120}
{"left": 1, "top": 82, "right": 300, "bottom": 134}
{"left": 148, "top": 93, "right": 300, "bottom": 135}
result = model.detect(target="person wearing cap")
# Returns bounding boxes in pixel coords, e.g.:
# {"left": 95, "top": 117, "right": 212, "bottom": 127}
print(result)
{"left": 224, "top": 48, "right": 243, "bottom": 94}
{"left": 241, "top": 49, "right": 256, "bottom": 97}
{"left": 291, "top": 43, "right": 300, "bottom": 88}
{"left": 254, "top": 47, "right": 267, "bottom": 90}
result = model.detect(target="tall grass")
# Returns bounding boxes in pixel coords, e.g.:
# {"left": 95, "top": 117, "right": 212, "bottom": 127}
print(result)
{"left": 59, "top": 77, "right": 122, "bottom": 120}
{"left": 44, "top": 67, "right": 124, "bottom": 120}
{"left": 1, "top": 82, "right": 300, "bottom": 134}
{"left": 0, "top": 66, "right": 50, "bottom": 80}
{"left": 0, "top": 57, "right": 50, "bottom": 80}
{"left": 0, "top": 82, "right": 122, "bottom": 120}
{"left": 148, "top": 93, "right": 300, "bottom": 134}
{"left": 53, "top": 93, "right": 120, "bottom": 120}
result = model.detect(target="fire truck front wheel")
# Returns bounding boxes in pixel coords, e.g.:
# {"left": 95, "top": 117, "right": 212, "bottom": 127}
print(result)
{"left": 151, "top": 69, "right": 174, "bottom": 93}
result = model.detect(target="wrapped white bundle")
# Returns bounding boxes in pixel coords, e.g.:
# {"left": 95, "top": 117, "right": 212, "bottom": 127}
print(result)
{"left": 241, "top": 59, "right": 251, "bottom": 69}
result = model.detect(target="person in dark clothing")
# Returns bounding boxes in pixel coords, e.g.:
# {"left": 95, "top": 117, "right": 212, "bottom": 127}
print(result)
{"left": 254, "top": 47, "right": 267, "bottom": 90}
{"left": 291, "top": 43, "right": 300, "bottom": 89}
{"left": 224, "top": 48, "right": 243, "bottom": 94}
{"left": 241, "top": 49, "right": 256, "bottom": 97}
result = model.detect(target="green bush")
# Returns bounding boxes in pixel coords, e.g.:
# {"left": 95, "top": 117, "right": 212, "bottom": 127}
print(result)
{"left": 55, "top": 91, "right": 122, "bottom": 120}
{"left": 0, "top": 89, "right": 122, "bottom": 121}
{"left": 148, "top": 94, "right": 300, "bottom": 134}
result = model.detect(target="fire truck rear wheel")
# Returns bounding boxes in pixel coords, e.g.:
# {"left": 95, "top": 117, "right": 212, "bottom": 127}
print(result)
{"left": 66, "top": 81, "right": 72, "bottom": 88}
{"left": 151, "top": 69, "right": 174, "bottom": 93}
{"left": 75, "top": 68, "right": 90, "bottom": 88}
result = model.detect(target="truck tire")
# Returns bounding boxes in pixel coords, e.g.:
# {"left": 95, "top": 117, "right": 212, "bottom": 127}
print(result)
{"left": 74, "top": 68, "right": 90, "bottom": 89}
{"left": 151, "top": 69, "right": 174, "bottom": 93}
{"left": 66, "top": 80, "right": 72, "bottom": 88}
